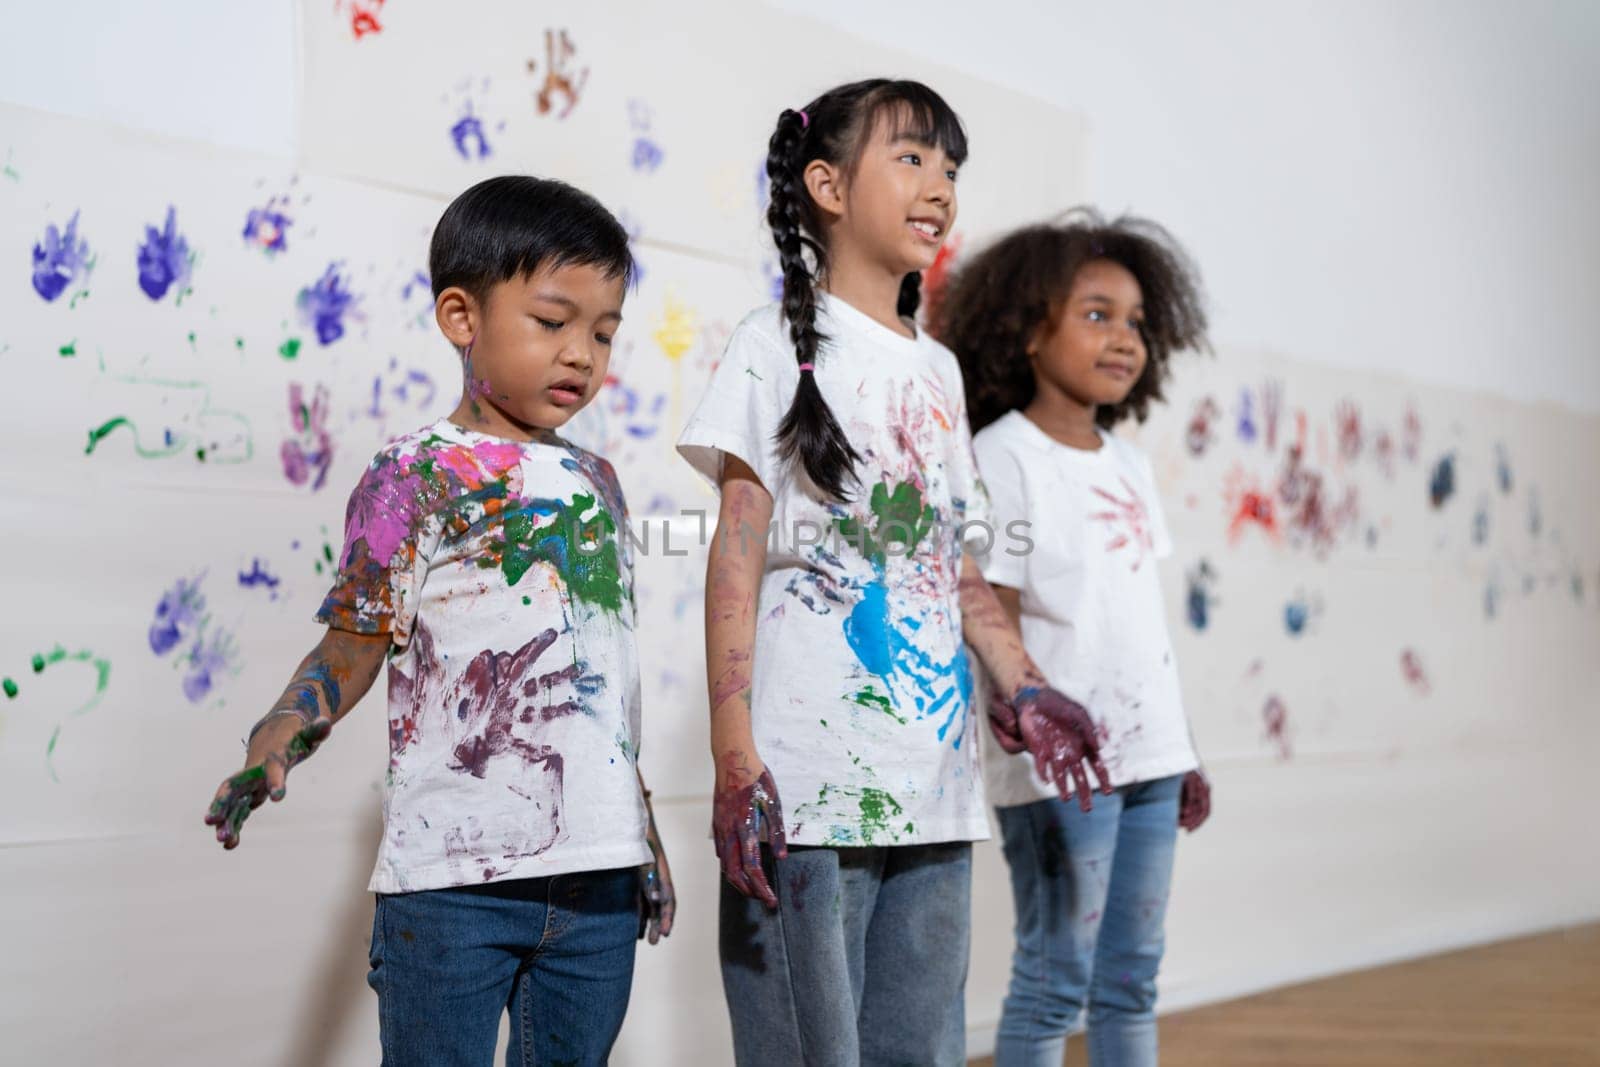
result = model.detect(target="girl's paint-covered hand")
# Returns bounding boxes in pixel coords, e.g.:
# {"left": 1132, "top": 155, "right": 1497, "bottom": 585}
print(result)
{"left": 1013, "top": 685, "right": 1114, "bottom": 812}
{"left": 638, "top": 786, "right": 676, "bottom": 944}
{"left": 1178, "top": 769, "right": 1212, "bottom": 832}
{"left": 986, "top": 691, "right": 1028, "bottom": 754}
{"left": 203, "top": 710, "right": 332, "bottom": 849}
{"left": 712, "top": 752, "right": 788, "bottom": 909}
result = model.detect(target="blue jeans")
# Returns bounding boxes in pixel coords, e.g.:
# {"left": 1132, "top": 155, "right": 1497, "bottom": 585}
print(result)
{"left": 993, "top": 775, "right": 1183, "bottom": 1067}
{"left": 367, "top": 868, "right": 639, "bottom": 1066}
{"left": 720, "top": 842, "right": 972, "bottom": 1066}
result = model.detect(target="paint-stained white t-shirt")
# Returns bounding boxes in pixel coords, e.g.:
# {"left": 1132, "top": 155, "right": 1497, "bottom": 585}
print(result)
{"left": 974, "top": 410, "right": 1198, "bottom": 807}
{"left": 317, "top": 419, "right": 650, "bottom": 893}
{"left": 677, "top": 294, "right": 993, "bottom": 846}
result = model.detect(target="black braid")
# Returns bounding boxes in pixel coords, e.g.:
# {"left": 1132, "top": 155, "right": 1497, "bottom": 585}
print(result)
{"left": 897, "top": 272, "right": 922, "bottom": 321}
{"left": 767, "top": 107, "right": 861, "bottom": 501}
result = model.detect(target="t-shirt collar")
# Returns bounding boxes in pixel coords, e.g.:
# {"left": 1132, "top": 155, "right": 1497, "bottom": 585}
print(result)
{"left": 817, "top": 290, "right": 922, "bottom": 357}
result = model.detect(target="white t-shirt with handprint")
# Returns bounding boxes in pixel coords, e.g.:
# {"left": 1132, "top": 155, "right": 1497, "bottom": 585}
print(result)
{"left": 677, "top": 294, "right": 993, "bottom": 847}
{"left": 317, "top": 419, "right": 651, "bottom": 892}
{"left": 974, "top": 410, "right": 1198, "bottom": 807}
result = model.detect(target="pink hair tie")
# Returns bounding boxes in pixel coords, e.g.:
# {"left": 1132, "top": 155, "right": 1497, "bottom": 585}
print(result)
{"left": 798, "top": 109, "right": 810, "bottom": 129}
{"left": 798, "top": 362, "right": 815, "bottom": 373}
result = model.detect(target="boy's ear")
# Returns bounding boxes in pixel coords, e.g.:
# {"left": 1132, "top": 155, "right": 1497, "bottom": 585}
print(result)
{"left": 803, "top": 159, "right": 845, "bottom": 221}
{"left": 435, "top": 286, "right": 480, "bottom": 350}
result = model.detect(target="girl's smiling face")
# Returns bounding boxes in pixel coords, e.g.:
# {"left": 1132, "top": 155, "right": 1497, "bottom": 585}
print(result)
{"left": 822, "top": 110, "right": 960, "bottom": 279}
{"left": 1031, "top": 258, "right": 1149, "bottom": 410}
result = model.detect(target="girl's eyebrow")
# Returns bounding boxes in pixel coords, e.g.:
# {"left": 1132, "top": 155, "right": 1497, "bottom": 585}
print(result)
{"left": 1076, "top": 293, "right": 1144, "bottom": 310}
{"left": 888, "top": 135, "right": 941, "bottom": 153}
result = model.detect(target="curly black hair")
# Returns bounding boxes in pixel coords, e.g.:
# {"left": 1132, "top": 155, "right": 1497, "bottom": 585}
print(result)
{"left": 765, "top": 79, "right": 968, "bottom": 499}
{"left": 931, "top": 209, "right": 1208, "bottom": 434}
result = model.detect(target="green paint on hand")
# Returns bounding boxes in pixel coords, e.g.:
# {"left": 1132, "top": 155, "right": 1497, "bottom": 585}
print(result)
{"left": 279, "top": 337, "right": 302, "bottom": 360}
{"left": 3, "top": 678, "right": 17, "bottom": 698}
{"left": 58, "top": 340, "right": 76, "bottom": 357}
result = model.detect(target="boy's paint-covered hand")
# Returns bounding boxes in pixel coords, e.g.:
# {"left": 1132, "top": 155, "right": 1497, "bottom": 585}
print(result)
{"left": 638, "top": 788, "right": 676, "bottom": 944}
{"left": 1013, "top": 685, "right": 1114, "bottom": 812}
{"left": 711, "top": 751, "right": 787, "bottom": 910}
{"left": 203, "top": 710, "right": 332, "bottom": 849}
{"left": 203, "top": 630, "right": 386, "bottom": 850}
{"left": 1178, "top": 769, "right": 1211, "bottom": 832}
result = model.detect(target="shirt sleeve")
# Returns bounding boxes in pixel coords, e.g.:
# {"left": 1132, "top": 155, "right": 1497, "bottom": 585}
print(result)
{"left": 971, "top": 429, "right": 1030, "bottom": 590}
{"left": 675, "top": 317, "right": 794, "bottom": 497}
{"left": 314, "top": 445, "right": 435, "bottom": 649}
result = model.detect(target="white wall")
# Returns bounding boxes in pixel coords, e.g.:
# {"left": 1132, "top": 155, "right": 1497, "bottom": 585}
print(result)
{"left": 771, "top": 0, "right": 1600, "bottom": 416}
{"left": 3, "top": 3, "right": 1598, "bottom": 1065}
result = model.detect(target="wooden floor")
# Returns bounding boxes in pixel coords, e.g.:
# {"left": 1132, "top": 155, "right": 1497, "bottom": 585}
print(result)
{"left": 971, "top": 923, "right": 1600, "bottom": 1066}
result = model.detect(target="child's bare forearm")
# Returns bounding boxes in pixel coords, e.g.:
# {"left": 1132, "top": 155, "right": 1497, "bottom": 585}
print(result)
{"left": 705, "top": 473, "right": 770, "bottom": 767}
{"left": 958, "top": 551, "right": 1046, "bottom": 698}
{"left": 250, "top": 628, "right": 389, "bottom": 738}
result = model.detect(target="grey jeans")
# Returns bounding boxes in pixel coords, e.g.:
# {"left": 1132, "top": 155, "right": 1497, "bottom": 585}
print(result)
{"left": 719, "top": 842, "right": 973, "bottom": 1067}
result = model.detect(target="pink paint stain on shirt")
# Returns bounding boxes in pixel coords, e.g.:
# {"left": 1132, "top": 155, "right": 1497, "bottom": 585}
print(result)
{"left": 1090, "top": 477, "right": 1154, "bottom": 571}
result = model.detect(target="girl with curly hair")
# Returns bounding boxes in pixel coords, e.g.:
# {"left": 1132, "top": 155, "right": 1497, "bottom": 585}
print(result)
{"left": 932, "top": 211, "right": 1212, "bottom": 1067}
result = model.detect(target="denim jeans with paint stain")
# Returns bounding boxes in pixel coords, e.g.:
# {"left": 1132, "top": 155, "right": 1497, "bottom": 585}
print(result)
{"left": 992, "top": 774, "right": 1183, "bottom": 1067}
{"left": 367, "top": 867, "right": 638, "bottom": 1067}
{"left": 720, "top": 842, "right": 972, "bottom": 1067}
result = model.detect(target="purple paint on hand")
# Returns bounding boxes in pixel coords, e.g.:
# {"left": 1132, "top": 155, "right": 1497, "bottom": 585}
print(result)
{"left": 149, "top": 575, "right": 207, "bottom": 656}
{"left": 32, "top": 211, "right": 93, "bottom": 302}
{"left": 1012, "top": 685, "right": 1114, "bottom": 811}
{"left": 713, "top": 755, "right": 787, "bottom": 909}
{"left": 136, "top": 206, "right": 193, "bottom": 301}
{"left": 296, "top": 262, "right": 359, "bottom": 345}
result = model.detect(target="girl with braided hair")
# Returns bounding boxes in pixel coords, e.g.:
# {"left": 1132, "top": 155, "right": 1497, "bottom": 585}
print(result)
{"left": 678, "top": 80, "right": 1111, "bottom": 1064}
